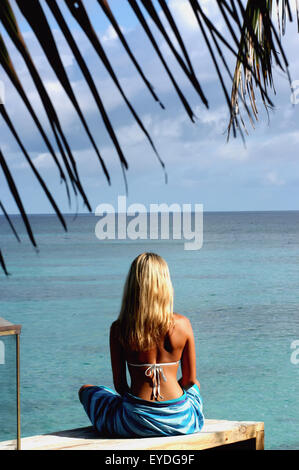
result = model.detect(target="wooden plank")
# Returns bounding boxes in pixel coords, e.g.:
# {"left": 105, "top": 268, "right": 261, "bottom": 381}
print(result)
{"left": 0, "top": 420, "right": 264, "bottom": 451}
{"left": 0, "top": 317, "right": 21, "bottom": 334}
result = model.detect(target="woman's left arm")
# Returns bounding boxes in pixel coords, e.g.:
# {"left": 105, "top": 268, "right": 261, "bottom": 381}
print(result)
{"left": 109, "top": 321, "right": 130, "bottom": 395}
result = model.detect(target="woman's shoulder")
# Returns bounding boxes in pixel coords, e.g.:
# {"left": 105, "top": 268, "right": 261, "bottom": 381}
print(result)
{"left": 166, "top": 313, "right": 194, "bottom": 350}
{"left": 173, "top": 313, "right": 193, "bottom": 333}
{"left": 110, "top": 320, "right": 120, "bottom": 338}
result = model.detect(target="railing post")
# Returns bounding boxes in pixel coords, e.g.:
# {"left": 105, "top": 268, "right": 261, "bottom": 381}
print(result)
{"left": 255, "top": 429, "right": 264, "bottom": 450}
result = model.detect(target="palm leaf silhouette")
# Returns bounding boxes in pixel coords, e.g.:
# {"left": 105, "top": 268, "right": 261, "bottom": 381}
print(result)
{"left": 0, "top": 0, "right": 296, "bottom": 274}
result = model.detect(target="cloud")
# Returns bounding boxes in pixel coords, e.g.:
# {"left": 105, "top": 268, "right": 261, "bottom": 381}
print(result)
{"left": 13, "top": 152, "right": 53, "bottom": 171}
{"left": 101, "top": 24, "right": 118, "bottom": 42}
{"left": 195, "top": 105, "right": 229, "bottom": 133}
{"left": 265, "top": 171, "right": 285, "bottom": 186}
{"left": 60, "top": 54, "right": 75, "bottom": 68}
{"left": 167, "top": 0, "right": 198, "bottom": 32}
{"left": 217, "top": 142, "right": 248, "bottom": 161}
{"left": 116, "top": 121, "right": 146, "bottom": 147}
{"left": 32, "top": 153, "right": 54, "bottom": 169}
{"left": 101, "top": 24, "right": 127, "bottom": 44}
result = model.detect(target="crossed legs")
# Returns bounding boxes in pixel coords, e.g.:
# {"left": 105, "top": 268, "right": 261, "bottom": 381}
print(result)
{"left": 78, "top": 384, "right": 94, "bottom": 402}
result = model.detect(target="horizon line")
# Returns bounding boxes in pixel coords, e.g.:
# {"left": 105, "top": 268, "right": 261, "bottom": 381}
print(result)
{"left": 1, "top": 209, "right": 299, "bottom": 216}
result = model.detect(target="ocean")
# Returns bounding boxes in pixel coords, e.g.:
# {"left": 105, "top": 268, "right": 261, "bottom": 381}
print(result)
{"left": 0, "top": 211, "right": 298, "bottom": 449}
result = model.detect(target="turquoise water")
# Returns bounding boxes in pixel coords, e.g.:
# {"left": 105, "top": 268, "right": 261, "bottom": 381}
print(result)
{"left": 0, "top": 211, "right": 298, "bottom": 449}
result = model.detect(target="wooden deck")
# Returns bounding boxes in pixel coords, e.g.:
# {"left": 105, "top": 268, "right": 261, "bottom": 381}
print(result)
{"left": 0, "top": 419, "right": 264, "bottom": 450}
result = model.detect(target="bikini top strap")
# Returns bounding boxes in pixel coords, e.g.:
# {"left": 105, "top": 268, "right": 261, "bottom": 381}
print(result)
{"left": 128, "top": 361, "right": 180, "bottom": 367}
{"left": 127, "top": 361, "right": 180, "bottom": 399}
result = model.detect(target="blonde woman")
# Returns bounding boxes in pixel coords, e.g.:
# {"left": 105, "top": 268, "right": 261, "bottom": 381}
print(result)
{"left": 79, "top": 253, "right": 204, "bottom": 437}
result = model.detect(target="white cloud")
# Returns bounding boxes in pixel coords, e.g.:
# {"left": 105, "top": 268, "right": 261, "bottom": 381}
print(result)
{"left": 101, "top": 24, "right": 118, "bottom": 42}
{"left": 168, "top": 0, "right": 198, "bottom": 31}
{"left": 217, "top": 142, "right": 248, "bottom": 161}
{"left": 32, "top": 153, "right": 54, "bottom": 169}
{"left": 195, "top": 105, "right": 228, "bottom": 133}
{"left": 265, "top": 171, "right": 285, "bottom": 186}
{"left": 167, "top": 0, "right": 223, "bottom": 33}
{"left": 13, "top": 152, "right": 54, "bottom": 171}
{"left": 101, "top": 24, "right": 126, "bottom": 43}
{"left": 116, "top": 121, "right": 145, "bottom": 147}
{"left": 152, "top": 114, "right": 187, "bottom": 139}
{"left": 60, "top": 54, "right": 74, "bottom": 68}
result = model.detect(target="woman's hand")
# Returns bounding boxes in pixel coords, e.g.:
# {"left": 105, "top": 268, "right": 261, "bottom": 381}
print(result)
{"left": 178, "top": 317, "right": 200, "bottom": 390}
{"left": 178, "top": 377, "right": 200, "bottom": 390}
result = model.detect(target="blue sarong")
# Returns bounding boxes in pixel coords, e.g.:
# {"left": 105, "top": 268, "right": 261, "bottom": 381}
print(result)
{"left": 79, "top": 384, "right": 204, "bottom": 438}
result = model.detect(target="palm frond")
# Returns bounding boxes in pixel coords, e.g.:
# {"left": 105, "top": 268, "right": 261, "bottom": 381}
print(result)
{"left": 46, "top": 0, "right": 131, "bottom": 187}
{"left": 0, "top": 148, "right": 37, "bottom": 249}
{"left": 15, "top": 0, "right": 111, "bottom": 187}
{"left": 0, "top": 200, "right": 21, "bottom": 243}
{"left": 139, "top": 0, "right": 209, "bottom": 110}
{"left": 98, "top": 0, "right": 165, "bottom": 109}
{"left": 227, "top": 0, "right": 292, "bottom": 137}
{"left": 0, "top": 105, "right": 67, "bottom": 232}
{"left": 128, "top": 0, "right": 199, "bottom": 123}
{"left": 0, "top": 0, "right": 92, "bottom": 211}
{"left": 0, "top": 33, "right": 70, "bottom": 197}
{"left": 0, "top": 250, "right": 10, "bottom": 276}
{"left": 0, "top": 0, "right": 297, "bottom": 275}
{"left": 65, "top": 0, "right": 165, "bottom": 184}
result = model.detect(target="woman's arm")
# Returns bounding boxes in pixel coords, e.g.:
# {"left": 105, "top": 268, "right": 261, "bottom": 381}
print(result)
{"left": 178, "top": 317, "right": 201, "bottom": 390}
{"left": 109, "top": 321, "right": 130, "bottom": 395}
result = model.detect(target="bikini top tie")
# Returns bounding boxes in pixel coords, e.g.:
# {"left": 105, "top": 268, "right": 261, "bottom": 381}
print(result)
{"left": 128, "top": 361, "right": 179, "bottom": 399}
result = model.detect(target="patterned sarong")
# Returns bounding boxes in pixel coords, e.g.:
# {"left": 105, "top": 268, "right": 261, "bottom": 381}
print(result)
{"left": 79, "top": 384, "right": 204, "bottom": 438}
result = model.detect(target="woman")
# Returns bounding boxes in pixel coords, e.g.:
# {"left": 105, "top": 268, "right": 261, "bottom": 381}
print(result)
{"left": 79, "top": 252, "right": 204, "bottom": 437}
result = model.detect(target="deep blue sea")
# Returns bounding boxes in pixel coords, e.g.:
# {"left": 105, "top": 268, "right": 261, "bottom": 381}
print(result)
{"left": 0, "top": 211, "right": 299, "bottom": 449}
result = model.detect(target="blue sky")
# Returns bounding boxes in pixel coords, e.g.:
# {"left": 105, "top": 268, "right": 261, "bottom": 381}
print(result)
{"left": 1, "top": 0, "right": 299, "bottom": 214}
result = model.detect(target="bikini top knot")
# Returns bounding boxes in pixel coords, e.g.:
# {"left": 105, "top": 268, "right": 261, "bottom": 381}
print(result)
{"left": 128, "top": 361, "right": 179, "bottom": 399}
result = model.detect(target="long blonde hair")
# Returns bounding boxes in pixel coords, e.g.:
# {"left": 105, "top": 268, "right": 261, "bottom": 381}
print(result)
{"left": 116, "top": 253, "right": 174, "bottom": 351}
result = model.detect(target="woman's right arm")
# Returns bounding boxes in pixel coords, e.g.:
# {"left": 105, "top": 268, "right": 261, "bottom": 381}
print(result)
{"left": 178, "top": 317, "right": 201, "bottom": 390}
{"left": 109, "top": 321, "right": 130, "bottom": 396}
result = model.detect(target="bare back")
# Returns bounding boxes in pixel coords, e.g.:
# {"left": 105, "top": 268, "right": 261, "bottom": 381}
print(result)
{"left": 110, "top": 313, "right": 200, "bottom": 402}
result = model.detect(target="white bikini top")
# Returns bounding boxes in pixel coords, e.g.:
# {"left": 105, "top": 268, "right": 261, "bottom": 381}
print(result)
{"left": 128, "top": 361, "right": 180, "bottom": 399}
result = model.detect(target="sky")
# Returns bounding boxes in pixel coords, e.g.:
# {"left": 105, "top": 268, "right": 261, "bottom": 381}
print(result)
{"left": 1, "top": 0, "right": 299, "bottom": 214}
